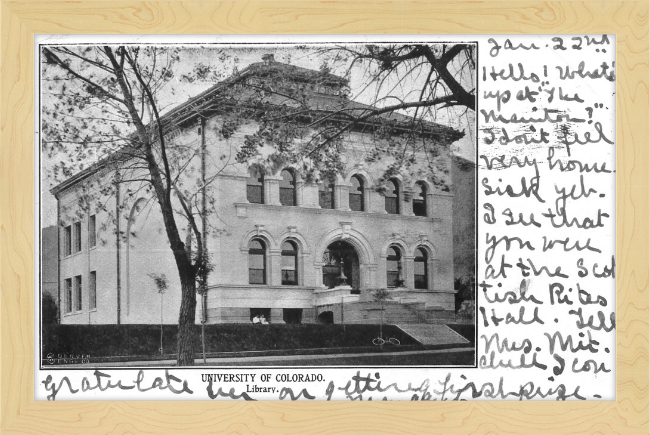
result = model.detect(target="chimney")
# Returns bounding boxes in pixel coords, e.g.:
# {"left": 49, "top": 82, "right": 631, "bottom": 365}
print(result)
{"left": 262, "top": 53, "right": 275, "bottom": 64}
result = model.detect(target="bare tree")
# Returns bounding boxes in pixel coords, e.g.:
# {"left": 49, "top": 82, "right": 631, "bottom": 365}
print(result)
{"left": 235, "top": 43, "right": 474, "bottom": 189}
{"left": 42, "top": 45, "right": 226, "bottom": 366}
{"left": 42, "top": 44, "right": 475, "bottom": 366}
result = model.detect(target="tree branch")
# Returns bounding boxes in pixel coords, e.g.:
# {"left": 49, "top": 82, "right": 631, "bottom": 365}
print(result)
{"left": 42, "top": 48, "right": 126, "bottom": 105}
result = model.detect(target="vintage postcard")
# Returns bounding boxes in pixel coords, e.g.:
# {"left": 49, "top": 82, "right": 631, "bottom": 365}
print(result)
{"left": 35, "top": 34, "right": 614, "bottom": 401}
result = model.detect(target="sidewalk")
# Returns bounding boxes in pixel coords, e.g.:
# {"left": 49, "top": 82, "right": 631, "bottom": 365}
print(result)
{"left": 54, "top": 347, "right": 475, "bottom": 367}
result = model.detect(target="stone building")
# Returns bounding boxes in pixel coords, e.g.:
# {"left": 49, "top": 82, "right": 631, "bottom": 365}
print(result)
{"left": 51, "top": 55, "right": 471, "bottom": 326}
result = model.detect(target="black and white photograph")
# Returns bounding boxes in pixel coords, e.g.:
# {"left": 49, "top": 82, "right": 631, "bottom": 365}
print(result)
{"left": 39, "top": 41, "right": 477, "bottom": 369}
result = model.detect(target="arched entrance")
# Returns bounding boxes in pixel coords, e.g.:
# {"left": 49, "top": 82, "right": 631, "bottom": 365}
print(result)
{"left": 322, "top": 240, "right": 360, "bottom": 290}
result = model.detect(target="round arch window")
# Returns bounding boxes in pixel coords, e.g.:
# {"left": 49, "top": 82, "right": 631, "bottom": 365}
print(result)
{"left": 281, "top": 240, "right": 298, "bottom": 285}
{"left": 349, "top": 175, "right": 365, "bottom": 212}
{"left": 385, "top": 179, "right": 400, "bottom": 214}
{"left": 248, "top": 239, "right": 266, "bottom": 284}
{"left": 246, "top": 167, "right": 264, "bottom": 204}
{"left": 387, "top": 245, "right": 403, "bottom": 288}
{"left": 414, "top": 247, "right": 428, "bottom": 289}
{"left": 280, "top": 169, "right": 296, "bottom": 206}
{"left": 413, "top": 182, "right": 427, "bottom": 217}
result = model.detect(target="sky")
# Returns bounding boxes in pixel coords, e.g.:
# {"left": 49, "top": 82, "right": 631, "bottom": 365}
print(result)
{"left": 40, "top": 44, "right": 476, "bottom": 227}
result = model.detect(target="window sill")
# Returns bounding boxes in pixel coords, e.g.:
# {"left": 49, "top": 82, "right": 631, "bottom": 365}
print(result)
{"left": 212, "top": 284, "right": 317, "bottom": 291}
{"left": 235, "top": 202, "right": 440, "bottom": 222}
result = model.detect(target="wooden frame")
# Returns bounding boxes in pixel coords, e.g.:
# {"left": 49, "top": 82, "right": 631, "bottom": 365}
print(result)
{"left": 1, "top": 2, "right": 647, "bottom": 434}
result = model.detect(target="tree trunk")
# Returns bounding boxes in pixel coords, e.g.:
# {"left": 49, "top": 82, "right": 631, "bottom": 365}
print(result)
{"left": 177, "top": 270, "right": 197, "bottom": 366}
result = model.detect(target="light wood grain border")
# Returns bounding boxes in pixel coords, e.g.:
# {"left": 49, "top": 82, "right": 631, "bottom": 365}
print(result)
{"left": 1, "top": 2, "right": 647, "bottom": 434}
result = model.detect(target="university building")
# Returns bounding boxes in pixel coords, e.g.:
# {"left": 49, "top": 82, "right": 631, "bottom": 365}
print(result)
{"left": 51, "top": 55, "right": 472, "bottom": 326}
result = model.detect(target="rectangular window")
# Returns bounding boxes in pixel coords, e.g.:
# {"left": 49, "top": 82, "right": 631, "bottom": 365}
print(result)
{"left": 89, "top": 215, "right": 96, "bottom": 248}
{"left": 64, "top": 278, "right": 72, "bottom": 313}
{"left": 73, "top": 222, "right": 82, "bottom": 253}
{"left": 385, "top": 197, "right": 398, "bottom": 215}
{"left": 89, "top": 271, "right": 97, "bottom": 310}
{"left": 279, "top": 187, "right": 295, "bottom": 206}
{"left": 387, "top": 259, "right": 400, "bottom": 288}
{"left": 281, "top": 254, "right": 297, "bottom": 285}
{"left": 283, "top": 308, "right": 303, "bottom": 324}
{"left": 247, "top": 185, "right": 263, "bottom": 204}
{"left": 386, "top": 271, "right": 400, "bottom": 288}
{"left": 74, "top": 275, "right": 82, "bottom": 311}
{"left": 349, "top": 193, "right": 363, "bottom": 212}
{"left": 249, "top": 269, "right": 265, "bottom": 284}
{"left": 250, "top": 308, "right": 271, "bottom": 322}
{"left": 64, "top": 226, "right": 72, "bottom": 256}
{"left": 413, "top": 199, "right": 426, "bottom": 217}
{"left": 319, "top": 184, "right": 335, "bottom": 209}
{"left": 415, "top": 266, "right": 427, "bottom": 288}
{"left": 248, "top": 252, "right": 265, "bottom": 284}
{"left": 281, "top": 270, "right": 297, "bottom": 285}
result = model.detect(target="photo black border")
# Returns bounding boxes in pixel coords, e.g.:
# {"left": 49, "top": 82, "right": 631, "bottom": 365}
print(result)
{"left": 37, "top": 39, "right": 479, "bottom": 371}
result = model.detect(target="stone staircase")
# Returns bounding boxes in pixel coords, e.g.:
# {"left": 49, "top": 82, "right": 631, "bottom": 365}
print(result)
{"left": 397, "top": 324, "right": 470, "bottom": 346}
{"left": 341, "top": 300, "right": 455, "bottom": 325}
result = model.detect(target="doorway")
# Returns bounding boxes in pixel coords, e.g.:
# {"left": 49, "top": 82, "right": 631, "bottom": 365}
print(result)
{"left": 322, "top": 240, "right": 360, "bottom": 290}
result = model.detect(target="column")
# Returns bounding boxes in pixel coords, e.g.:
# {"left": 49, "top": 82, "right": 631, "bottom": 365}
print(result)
{"left": 403, "top": 255, "right": 415, "bottom": 289}
{"left": 378, "top": 253, "right": 388, "bottom": 287}
{"left": 359, "top": 264, "right": 368, "bottom": 289}
{"left": 426, "top": 192, "right": 435, "bottom": 218}
{"left": 363, "top": 186, "right": 372, "bottom": 212}
{"left": 432, "top": 259, "right": 441, "bottom": 291}
{"left": 313, "top": 263, "right": 327, "bottom": 288}
{"left": 270, "top": 308, "right": 284, "bottom": 323}
{"left": 402, "top": 187, "right": 415, "bottom": 216}
{"left": 302, "top": 182, "right": 320, "bottom": 208}
{"left": 295, "top": 180, "right": 305, "bottom": 206}
{"left": 269, "top": 249, "right": 282, "bottom": 285}
{"left": 264, "top": 175, "right": 282, "bottom": 206}
{"left": 336, "top": 183, "right": 351, "bottom": 211}
{"left": 428, "top": 258, "right": 437, "bottom": 291}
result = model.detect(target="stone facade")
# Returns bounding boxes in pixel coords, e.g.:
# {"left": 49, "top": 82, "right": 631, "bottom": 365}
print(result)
{"left": 52, "top": 57, "right": 469, "bottom": 325}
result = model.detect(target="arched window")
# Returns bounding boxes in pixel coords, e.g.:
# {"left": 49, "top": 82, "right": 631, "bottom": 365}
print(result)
{"left": 281, "top": 241, "right": 298, "bottom": 285}
{"left": 349, "top": 175, "right": 364, "bottom": 212}
{"left": 385, "top": 179, "right": 400, "bottom": 214}
{"left": 413, "top": 182, "right": 427, "bottom": 217}
{"left": 386, "top": 245, "right": 402, "bottom": 288}
{"left": 280, "top": 169, "right": 296, "bottom": 206}
{"left": 319, "top": 178, "right": 335, "bottom": 209}
{"left": 246, "top": 167, "right": 264, "bottom": 204}
{"left": 248, "top": 239, "right": 266, "bottom": 284}
{"left": 414, "top": 247, "right": 428, "bottom": 289}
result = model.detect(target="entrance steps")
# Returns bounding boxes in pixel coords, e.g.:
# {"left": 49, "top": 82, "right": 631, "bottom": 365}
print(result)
{"left": 340, "top": 300, "right": 456, "bottom": 325}
{"left": 342, "top": 301, "right": 422, "bottom": 324}
{"left": 396, "top": 324, "right": 470, "bottom": 346}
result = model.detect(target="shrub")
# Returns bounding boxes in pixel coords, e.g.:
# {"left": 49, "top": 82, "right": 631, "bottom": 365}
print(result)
{"left": 454, "top": 275, "right": 475, "bottom": 311}
{"left": 42, "top": 292, "right": 59, "bottom": 325}
{"left": 42, "top": 323, "right": 419, "bottom": 358}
